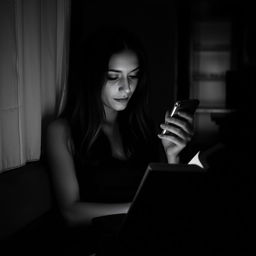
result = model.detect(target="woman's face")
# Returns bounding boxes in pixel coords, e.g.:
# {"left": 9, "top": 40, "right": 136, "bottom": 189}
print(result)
{"left": 101, "top": 49, "right": 139, "bottom": 114}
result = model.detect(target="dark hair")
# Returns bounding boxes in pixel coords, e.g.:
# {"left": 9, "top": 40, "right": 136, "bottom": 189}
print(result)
{"left": 61, "top": 26, "right": 155, "bottom": 162}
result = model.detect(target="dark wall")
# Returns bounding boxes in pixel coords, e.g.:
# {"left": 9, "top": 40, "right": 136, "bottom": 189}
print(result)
{"left": 69, "top": 1, "right": 178, "bottom": 127}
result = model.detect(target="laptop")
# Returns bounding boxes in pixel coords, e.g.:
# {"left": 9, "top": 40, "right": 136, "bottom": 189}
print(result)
{"left": 93, "top": 163, "right": 208, "bottom": 254}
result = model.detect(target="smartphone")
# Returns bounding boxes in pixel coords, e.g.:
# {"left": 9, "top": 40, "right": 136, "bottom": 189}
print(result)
{"left": 161, "top": 99, "right": 200, "bottom": 135}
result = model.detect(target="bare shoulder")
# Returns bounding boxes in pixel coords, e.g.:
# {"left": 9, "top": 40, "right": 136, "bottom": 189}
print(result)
{"left": 47, "top": 118, "right": 74, "bottom": 153}
{"left": 47, "top": 118, "right": 70, "bottom": 137}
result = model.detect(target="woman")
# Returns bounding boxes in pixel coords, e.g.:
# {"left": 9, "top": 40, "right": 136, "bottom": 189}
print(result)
{"left": 46, "top": 26, "right": 194, "bottom": 253}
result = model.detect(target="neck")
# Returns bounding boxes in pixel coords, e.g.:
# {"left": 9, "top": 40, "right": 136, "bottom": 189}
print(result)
{"left": 103, "top": 106, "right": 118, "bottom": 126}
{"left": 102, "top": 114, "right": 118, "bottom": 137}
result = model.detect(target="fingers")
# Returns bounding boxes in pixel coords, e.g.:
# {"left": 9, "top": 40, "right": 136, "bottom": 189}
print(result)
{"left": 165, "top": 110, "right": 193, "bottom": 123}
{"left": 160, "top": 110, "right": 195, "bottom": 142}
{"left": 159, "top": 123, "right": 192, "bottom": 142}
{"left": 176, "top": 111, "right": 193, "bottom": 124}
{"left": 165, "top": 116, "right": 194, "bottom": 136}
{"left": 157, "top": 133, "right": 187, "bottom": 146}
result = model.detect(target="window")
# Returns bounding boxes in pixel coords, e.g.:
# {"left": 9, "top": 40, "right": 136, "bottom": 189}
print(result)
{"left": 190, "top": 20, "right": 234, "bottom": 146}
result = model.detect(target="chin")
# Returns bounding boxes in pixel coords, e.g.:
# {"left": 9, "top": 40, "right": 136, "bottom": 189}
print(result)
{"left": 112, "top": 101, "right": 128, "bottom": 111}
{"left": 115, "top": 105, "right": 127, "bottom": 111}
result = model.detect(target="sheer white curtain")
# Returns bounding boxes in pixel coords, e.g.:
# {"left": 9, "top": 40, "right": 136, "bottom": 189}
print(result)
{"left": 0, "top": 0, "right": 70, "bottom": 172}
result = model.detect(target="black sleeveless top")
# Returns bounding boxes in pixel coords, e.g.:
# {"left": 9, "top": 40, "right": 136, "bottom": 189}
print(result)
{"left": 74, "top": 130, "right": 164, "bottom": 203}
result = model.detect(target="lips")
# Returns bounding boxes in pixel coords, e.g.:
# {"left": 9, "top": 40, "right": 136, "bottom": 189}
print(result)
{"left": 114, "top": 97, "right": 129, "bottom": 102}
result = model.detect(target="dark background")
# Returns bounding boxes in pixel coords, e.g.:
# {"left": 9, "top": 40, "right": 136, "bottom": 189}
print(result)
{"left": 68, "top": 0, "right": 255, "bottom": 128}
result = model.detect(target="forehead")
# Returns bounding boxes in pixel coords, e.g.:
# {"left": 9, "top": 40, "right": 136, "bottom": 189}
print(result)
{"left": 108, "top": 50, "right": 139, "bottom": 71}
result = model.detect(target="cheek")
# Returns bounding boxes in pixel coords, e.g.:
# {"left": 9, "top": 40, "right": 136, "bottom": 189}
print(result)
{"left": 131, "top": 82, "right": 138, "bottom": 94}
{"left": 101, "top": 84, "right": 115, "bottom": 102}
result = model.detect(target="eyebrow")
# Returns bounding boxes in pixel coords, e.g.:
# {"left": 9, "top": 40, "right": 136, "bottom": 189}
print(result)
{"left": 108, "top": 67, "right": 140, "bottom": 73}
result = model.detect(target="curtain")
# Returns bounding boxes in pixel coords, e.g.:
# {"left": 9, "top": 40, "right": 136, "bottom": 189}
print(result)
{"left": 0, "top": 0, "right": 70, "bottom": 172}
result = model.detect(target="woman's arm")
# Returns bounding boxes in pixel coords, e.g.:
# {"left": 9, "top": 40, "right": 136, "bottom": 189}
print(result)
{"left": 46, "top": 119, "right": 130, "bottom": 227}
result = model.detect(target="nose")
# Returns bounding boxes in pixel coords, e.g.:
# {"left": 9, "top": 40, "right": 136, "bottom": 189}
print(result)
{"left": 119, "top": 77, "right": 131, "bottom": 94}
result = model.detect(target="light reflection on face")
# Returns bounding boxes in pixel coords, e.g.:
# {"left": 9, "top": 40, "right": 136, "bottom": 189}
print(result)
{"left": 101, "top": 50, "right": 139, "bottom": 114}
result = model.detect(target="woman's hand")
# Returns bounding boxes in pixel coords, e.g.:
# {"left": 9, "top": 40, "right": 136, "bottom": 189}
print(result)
{"left": 158, "top": 111, "right": 194, "bottom": 163}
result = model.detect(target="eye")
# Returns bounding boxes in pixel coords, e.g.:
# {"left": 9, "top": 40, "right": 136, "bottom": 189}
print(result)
{"left": 107, "top": 75, "right": 118, "bottom": 81}
{"left": 128, "top": 74, "right": 139, "bottom": 80}
{"left": 106, "top": 73, "right": 119, "bottom": 81}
